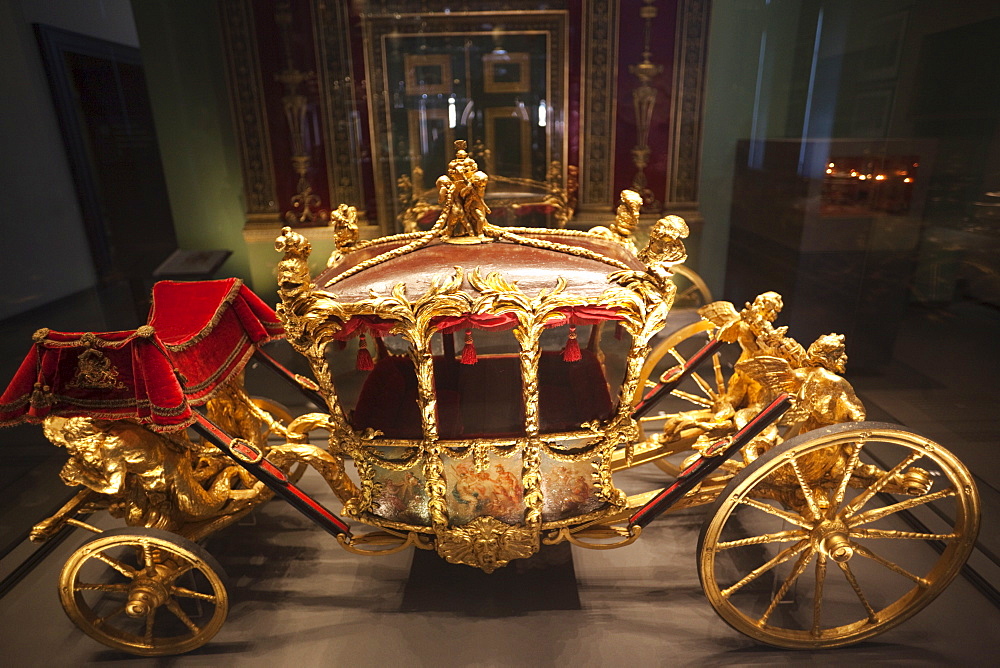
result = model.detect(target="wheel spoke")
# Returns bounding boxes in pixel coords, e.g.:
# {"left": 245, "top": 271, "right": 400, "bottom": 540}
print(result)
{"left": 852, "top": 527, "right": 958, "bottom": 541}
{"left": 739, "top": 498, "right": 815, "bottom": 529}
{"left": 94, "top": 602, "right": 128, "bottom": 627}
{"left": 840, "top": 451, "right": 923, "bottom": 518}
{"left": 61, "top": 531, "right": 230, "bottom": 655}
{"left": 717, "top": 529, "right": 807, "bottom": 551}
{"left": 670, "top": 388, "right": 712, "bottom": 408}
{"left": 759, "top": 546, "right": 815, "bottom": 625}
{"left": 91, "top": 551, "right": 138, "bottom": 579}
{"left": 851, "top": 542, "right": 931, "bottom": 588}
{"left": 163, "top": 561, "right": 196, "bottom": 586}
{"left": 75, "top": 582, "right": 130, "bottom": 594}
{"left": 170, "top": 585, "right": 218, "bottom": 602}
{"left": 835, "top": 560, "right": 879, "bottom": 623}
{"left": 812, "top": 553, "right": 827, "bottom": 637}
{"left": 831, "top": 436, "right": 867, "bottom": 509}
{"left": 848, "top": 487, "right": 956, "bottom": 528}
{"left": 690, "top": 371, "right": 715, "bottom": 398}
{"left": 788, "top": 458, "right": 823, "bottom": 522}
{"left": 712, "top": 354, "right": 726, "bottom": 396}
{"left": 721, "top": 539, "right": 810, "bottom": 598}
{"left": 144, "top": 608, "right": 156, "bottom": 646}
{"left": 164, "top": 598, "right": 201, "bottom": 635}
{"left": 140, "top": 541, "right": 155, "bottom": 571}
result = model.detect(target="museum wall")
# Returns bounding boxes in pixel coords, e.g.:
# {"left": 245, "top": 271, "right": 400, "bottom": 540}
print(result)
{"left": 130, "top": 0, "right": 253, "bottom": 284}
{"left": 127, "top": 1, "right": 716, "bottom": 298}
{"left": 0, "top": 0, "right": 138, "bottom": 319}
{"left": 697, "top": 0, "right": 803, "bottom": 294}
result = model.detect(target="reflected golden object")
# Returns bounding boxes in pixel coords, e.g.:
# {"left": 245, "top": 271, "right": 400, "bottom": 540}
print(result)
{"left": 331, "top": 203, "right": 360, "bottom": 249}
{"left": 29, "top": 372, "right": 336, "bottom": 545}
{"left": 327, "top": 204, "right": 360, "bottom": 266}
{"left": 40, "top": 415, "right": 258, "bottom": 534}
{"left": 399, "top": 155, "right": 576, "bottom": 232}
{"left": 273, "top": 139, "right": 969, "bottom": 602}
{"left": 24, "top": 134, "right": 981, "bottom": 654}
{"left": 435, "top": 140, "right": 492, "bottom": 239}
{"left": 436, "top": 516, "right": 538, "bottom": 573}
{"left": 639, "top": 214, "right": 689, "bottom": 267}
{"left": 589, "top": 189, "right": 642, "bottom": 252}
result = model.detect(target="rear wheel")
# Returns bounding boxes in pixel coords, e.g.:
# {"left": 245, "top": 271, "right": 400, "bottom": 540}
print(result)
{"left": 59, "top": 527, "right": 229, "bottom": 656}
{"left": 671, "top": 265, "right": 713, "bottom": 310}
{"left": 630, "top": 319, "right": 732, "bottom": 476}
{"left": 698, "top": 422, "right": 979, "bottom": 648}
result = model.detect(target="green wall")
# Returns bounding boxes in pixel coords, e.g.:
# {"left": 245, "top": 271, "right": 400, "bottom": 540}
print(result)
{"left": 130, "top": 1, "right": 252, "bottom": 286}
{"left": 697, "top": 0, "right": 803, "bottom": 296}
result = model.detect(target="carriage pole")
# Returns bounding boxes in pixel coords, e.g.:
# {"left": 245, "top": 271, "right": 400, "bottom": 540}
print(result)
{"left": 628, "top": 394, "right": 792, "bottom": 528}
{"left": 192, "top": 413, "right": 352, "bottom": 538}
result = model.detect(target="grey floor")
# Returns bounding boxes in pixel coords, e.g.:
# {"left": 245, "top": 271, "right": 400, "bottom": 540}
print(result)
{"left": 1, "top": 466, "right": 998, "bottom": 667}
{"left": 1, "top": 290, "right": 999, "bottom": 665}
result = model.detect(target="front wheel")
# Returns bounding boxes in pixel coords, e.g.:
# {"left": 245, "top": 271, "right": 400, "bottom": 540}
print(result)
{"left": 698, "top": 422, "right": 979, "bottom": 649}
{"left": 59, "top": 527, "right": 229, "bottom": 656}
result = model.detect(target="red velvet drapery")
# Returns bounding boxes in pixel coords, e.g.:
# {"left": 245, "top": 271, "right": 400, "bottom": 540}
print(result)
{"left": 0, "top": 279, "right": 283, "bottom": 431}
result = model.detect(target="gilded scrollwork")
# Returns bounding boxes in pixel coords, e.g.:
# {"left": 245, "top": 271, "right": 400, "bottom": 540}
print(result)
{"left": 271, "top": 139, "right": 689, "bottom": 570}
{"left": 37, "top": 416, "right": 262, "bottom": 537}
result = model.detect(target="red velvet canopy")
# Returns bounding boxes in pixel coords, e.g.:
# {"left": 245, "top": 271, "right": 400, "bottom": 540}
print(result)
{"left": 147, "top": 279, "right": 284, "bottom": 403}
{"left": 0, "top": 279, "right": 283, "bottom": 431}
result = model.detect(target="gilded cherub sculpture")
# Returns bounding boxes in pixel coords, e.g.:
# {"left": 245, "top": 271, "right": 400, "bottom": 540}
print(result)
{"left": 589, "top": 189, "right": 644, "bottom": 252}
{"left": 435, "top": 140, "right": 491, "bottom": 239}
{"left": 327, "top": 203, "right": 360, "bottom": 266}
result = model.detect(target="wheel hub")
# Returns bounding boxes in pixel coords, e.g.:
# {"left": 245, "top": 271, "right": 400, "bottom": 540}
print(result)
{"left": 901, "top": 467, "right": 933, "bottom": 495}
{"left": 125, "top": 578, "right": 169, "bottom": 618}
{"left": 812, "top": 520, "right": 854, "bottom": 562}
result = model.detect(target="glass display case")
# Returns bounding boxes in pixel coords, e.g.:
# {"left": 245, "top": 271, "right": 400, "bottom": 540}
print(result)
{"left": 364, "top": 9, "right": 570, "bottom": 230}
{"left": 219, "top": 0, "right": 710, "bottom": 241}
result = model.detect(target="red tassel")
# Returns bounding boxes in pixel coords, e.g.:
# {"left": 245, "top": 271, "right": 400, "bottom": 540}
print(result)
{"left": 356, "top": 334, "right": 374, "bottom": 371}
{"left": 460, "top": 329, "right": 478, "bottom": 365}
{"left": 562, "top": 325, "right": 582, "bottom": 362}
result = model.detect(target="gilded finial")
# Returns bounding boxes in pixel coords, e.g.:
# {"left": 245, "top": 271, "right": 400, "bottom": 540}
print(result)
{"left": 433, "top": 140, "right": 494, "bottom": 242}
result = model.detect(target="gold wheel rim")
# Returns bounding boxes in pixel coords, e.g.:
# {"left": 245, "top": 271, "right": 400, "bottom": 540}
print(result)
{"left": 632, "top": 318, "right": 717, "bottom": 407}
{"left": 699, "top": 424, "right": 980, "bottom": 649}
{"left": 59, "top": 529, "right": 229, "bottom": 656}
{"left": 671, "top": 265, "right": 713, "bottom": 309}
